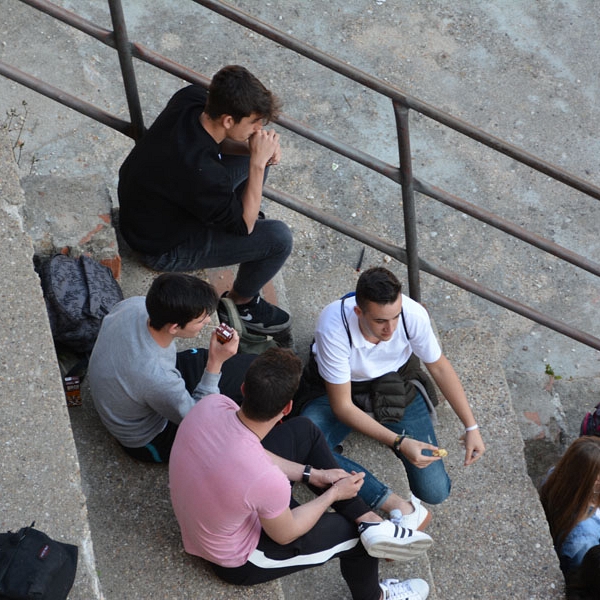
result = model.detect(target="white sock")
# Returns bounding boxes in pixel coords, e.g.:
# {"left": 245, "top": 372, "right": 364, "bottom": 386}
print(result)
{"left": 389, "top": 508, "right": 403, "bottom": 521}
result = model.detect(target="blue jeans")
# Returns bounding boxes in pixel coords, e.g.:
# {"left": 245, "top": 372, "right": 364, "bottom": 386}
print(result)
{"left": 142, "top": 155, "right": 293, "bottom": 298}
{"left": 301, "top": 391, "right": 451, "bottom": 506}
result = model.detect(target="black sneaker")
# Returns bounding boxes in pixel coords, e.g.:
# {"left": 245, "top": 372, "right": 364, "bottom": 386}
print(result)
{"left": 219, "top": 294, "right": 291, "bottom": 334}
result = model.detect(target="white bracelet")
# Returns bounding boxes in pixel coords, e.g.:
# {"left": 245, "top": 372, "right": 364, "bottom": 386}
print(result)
{"left": 465, "top": 424, "right": 479, "bottom": 432}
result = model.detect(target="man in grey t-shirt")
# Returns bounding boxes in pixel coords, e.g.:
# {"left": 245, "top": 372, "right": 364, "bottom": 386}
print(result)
{"left": 88, "top": 273, "right": 255, "bottom": 462}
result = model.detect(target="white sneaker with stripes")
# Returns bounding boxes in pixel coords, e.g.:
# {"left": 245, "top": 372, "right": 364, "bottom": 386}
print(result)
{"left": 379, "top": 577, "right": 430, "bottom": 599}
{"left": 358, "top": 520, "right": 433, "bottom": 562}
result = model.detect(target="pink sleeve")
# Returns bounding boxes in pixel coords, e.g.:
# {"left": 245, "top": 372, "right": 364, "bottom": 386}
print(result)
{"left": 247, "top": 468, "right": 291, "bottom": 520}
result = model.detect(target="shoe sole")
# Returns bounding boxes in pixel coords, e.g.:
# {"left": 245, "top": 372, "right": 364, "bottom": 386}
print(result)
{"left": 363, "top": 534, "right": 433, "bottom": 562}
{"left": 217, "top": 310, "right": 292, "bottom": 335}
{"left": 417, "top": 511, "right": 432, "bottom": 531}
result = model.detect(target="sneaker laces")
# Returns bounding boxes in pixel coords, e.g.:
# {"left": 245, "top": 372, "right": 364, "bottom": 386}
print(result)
{"left": 239, "top": 295, "right": 289, "bottom": 327}
{"left": 381, "top": 579, "right": 422, "bottom": 600}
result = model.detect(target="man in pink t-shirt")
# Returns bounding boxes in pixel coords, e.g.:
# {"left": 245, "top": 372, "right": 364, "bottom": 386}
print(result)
{"left": 169, "top": 348, "right": 432, "bottom": 600}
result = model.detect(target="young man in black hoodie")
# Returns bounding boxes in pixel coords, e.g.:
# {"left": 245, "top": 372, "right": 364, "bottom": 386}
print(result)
{"left": 118, "top": 65, "right": 292, "bottom": 335}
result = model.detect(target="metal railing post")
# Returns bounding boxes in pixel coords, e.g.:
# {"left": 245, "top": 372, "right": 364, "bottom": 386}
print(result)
{"left": 107, "top": 0, "right": 145, "bottom": 140}
{"left": 394, "top": 101, "right": 421, "bottom": 301}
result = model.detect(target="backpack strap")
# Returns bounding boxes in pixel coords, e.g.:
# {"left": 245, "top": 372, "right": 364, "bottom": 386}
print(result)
{"left": 218, "top": 297, "right": 246, "bottom": 337}
{"left": 218, "top": 297, "right": 277, "bottom": 354}
{"left": 340, "top": 294, "right": 354, "bottom": 349}
{"left": 400, "top": 309, "right": 410, "bottom": 340}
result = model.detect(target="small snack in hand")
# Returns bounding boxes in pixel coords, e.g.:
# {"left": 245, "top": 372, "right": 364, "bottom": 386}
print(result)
{"left": 432, "top": 448, "right": 448, "bottom": 457}
{"left": 215, "top": 323, "right": 234, "bottom": 344}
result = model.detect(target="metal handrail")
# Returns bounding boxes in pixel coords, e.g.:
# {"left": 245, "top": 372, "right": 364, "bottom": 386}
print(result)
{"left": 194, "top": 0, "right": 600, "bottom": 203}
{"left": 3, "top": 0, "right": 600, "bottom": 351}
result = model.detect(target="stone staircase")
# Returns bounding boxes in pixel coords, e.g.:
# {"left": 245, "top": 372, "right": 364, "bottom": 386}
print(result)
{"left": 0, "top": 129, "right": 102, "bottom": 600}
{"left": 1, "top": 130, "right": 564, "bottom": 598}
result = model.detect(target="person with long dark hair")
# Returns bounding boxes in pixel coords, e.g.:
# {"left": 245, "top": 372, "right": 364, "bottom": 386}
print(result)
{"left": 539, "top": 436, "right": 600, "bottom": 577}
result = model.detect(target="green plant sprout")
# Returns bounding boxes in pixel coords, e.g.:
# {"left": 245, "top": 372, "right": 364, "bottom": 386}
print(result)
{"left": 544, "top": 363, "right": 562, "bottom": 393}
{"left": 2, "top": 100, "right": 29, "bottom": 165}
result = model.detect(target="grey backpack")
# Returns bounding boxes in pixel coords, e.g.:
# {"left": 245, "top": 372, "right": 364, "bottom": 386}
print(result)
{"left": 38, "top": 254, "right": 123, "bottom": 355}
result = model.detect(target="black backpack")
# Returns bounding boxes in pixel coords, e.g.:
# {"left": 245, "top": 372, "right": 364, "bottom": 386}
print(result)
{"left": 0, "top": 523, "right": 78, "bottom": 600}
{"left": 38, "top": 254, "right": 123, "bottom": 355}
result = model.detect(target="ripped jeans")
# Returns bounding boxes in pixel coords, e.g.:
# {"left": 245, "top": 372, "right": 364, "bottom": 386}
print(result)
{"left": 301, "top": 390, "right": 451, "bottom": 506}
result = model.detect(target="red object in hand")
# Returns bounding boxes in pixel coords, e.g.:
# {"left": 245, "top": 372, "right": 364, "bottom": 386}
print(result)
{"left": 215, "top": 323, "right": 234, "bottom": 344}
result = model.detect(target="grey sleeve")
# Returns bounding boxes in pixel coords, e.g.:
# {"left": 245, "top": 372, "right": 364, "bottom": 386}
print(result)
{"left": 142, "top": 366, "right": 221, "bottom": 425}
{"left": 192, "top": 369, "right": 221, "bottom": 401}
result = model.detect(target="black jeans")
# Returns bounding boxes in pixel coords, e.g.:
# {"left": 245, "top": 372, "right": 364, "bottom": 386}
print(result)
{"left": 175, "top": 348, "right": 256, "bottom": 405}
{"left": 210, "top": 417, "right": 382, "bottom": 600}
{"left": 141, "top": 155, "right": 293, "bottom": 299}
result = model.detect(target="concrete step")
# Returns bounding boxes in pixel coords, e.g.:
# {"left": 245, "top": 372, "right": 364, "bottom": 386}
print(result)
{"left": 70, "top": 238, "right": 433, "bottom": 599}
{"left": 0, "top": 130, "right": 102, "bottom": 599}
{"left": 278, "top": 326, "right": 564, "bottom": 600}
{"left": 70, "top": 377, "right": 284, "bottom": 600}
{"left": 427, "top": 326, "right": 563, "bottom": 599}
{"left": 77, "top": 237, "right": 562, "bottom": 600}
{"left": 2, "top": 138, "right": 283, "bottom": 598}
{"left": 66, "top": 236, "right": 285, "bottom": 600}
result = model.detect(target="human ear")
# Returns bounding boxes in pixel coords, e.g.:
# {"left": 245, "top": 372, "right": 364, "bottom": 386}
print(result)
{"left": 221, "top": 115, "right": 235, "bottom": 130}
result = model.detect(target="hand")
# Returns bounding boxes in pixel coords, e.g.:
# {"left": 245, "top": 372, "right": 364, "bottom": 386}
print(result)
{"left": 266, "top": 143, "right": 282, "bottom": 166}
{"left": 330, "top": 472, "right": 365, "bottom": 501}
{"left": 393, "top": 437, "right": 442, "bottom": 469}
{"left": 205, "top": 327, "right": 240, "bottom": 374}
{"left": 309, "top": 468, "right": 351, "bottom": 489}
{"left": 460, "top": 428, "right": 485, "bottom": 466}
{"left": 249, "top": 129, "right": 280, "bottom": 168}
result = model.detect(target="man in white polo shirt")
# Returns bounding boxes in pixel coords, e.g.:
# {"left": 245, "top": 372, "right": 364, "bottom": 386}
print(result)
{"left": 301, "top": 266, "right": 485, "bottom": 510}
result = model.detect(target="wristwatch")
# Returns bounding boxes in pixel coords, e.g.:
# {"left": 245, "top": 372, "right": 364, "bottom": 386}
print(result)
{"left": 392, "top": 435, "right": 407, "bottom": 458}
{"left": 302, "top": 465, "right": 312, "bottom": 483}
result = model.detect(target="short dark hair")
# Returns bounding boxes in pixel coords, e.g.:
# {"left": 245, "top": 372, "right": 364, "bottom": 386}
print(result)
{"left": 242, "top": 348, "right": 303, "bottom": 421}
{"left": 146, "top": 273, "right": 219, "bottom": 330}
{"left": 355, "top": 267, "right": 402, "bottom": 310}
{"left": 205, "top": 65, "right": 281, "bottom": 123}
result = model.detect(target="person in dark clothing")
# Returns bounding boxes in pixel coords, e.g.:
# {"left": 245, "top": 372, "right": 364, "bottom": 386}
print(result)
{"left": 118, "top": 65, "right": 292, "bottom": 335}
{"left": 566, "top": 544, "right": 600, "bottom": 600}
